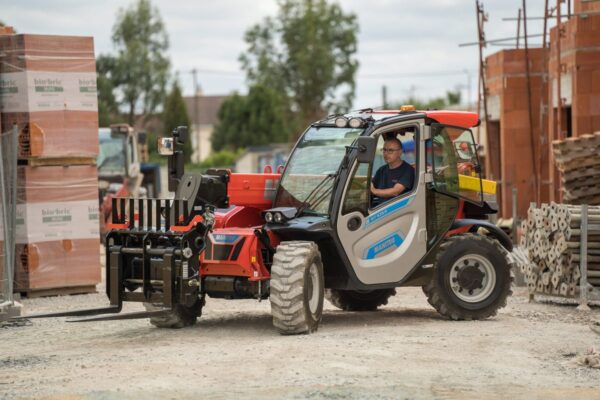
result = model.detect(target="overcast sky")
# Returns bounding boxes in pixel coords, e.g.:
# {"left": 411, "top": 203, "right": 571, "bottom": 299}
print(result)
{"left": 2, "top": 0, "right": 552, "bottom": 109}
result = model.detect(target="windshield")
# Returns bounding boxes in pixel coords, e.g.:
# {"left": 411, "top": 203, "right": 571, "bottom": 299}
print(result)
{"left": 98, "top": 131, "right": 126, "bottom": 176}
{"left": 274, "top": 126, "right": 363, "bottom": 215}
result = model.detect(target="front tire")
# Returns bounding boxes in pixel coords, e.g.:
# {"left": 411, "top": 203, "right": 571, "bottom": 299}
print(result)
{"left": 270, "top": 241, "right": 324, "bottom": 335}
{"left": 326, "top": 288, "right": 396, "bottom": 311}
{"left": 423, "top": 233, "right": 513, "bottom": 320}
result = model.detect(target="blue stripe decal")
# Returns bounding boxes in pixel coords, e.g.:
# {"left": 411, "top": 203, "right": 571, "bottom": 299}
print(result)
{"left": 364, "top": 232, "right": 404, "bottom": 260}
{"left": 364, "top": 195, "right": 414, "bottom": 229}
{"left": 211, "top": 234, "right": 240, "bottom": 244}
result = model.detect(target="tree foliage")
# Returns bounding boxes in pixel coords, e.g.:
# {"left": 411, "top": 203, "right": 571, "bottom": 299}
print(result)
{"left": 162, "top": 80, "right": 192, "bottom": 163}
{"left": 96, "top": 55, "right": 120, "bottom": 127}
{"left": 212, "top": 84, "right": 289, "bottom": 151}
{"left": 197, "top": 148, "right": 245, "bottom": 170}
{"left": 240, "top": 0, "right": 359, "bottom": 138}
{"left": 111, "top": 0, "right": 170, "bottom": 125}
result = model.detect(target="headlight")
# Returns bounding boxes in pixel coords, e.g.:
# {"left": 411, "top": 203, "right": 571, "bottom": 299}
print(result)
{"left": 334, "top": 116, "right": 348, "bottom": 128}
{"left": 265, "top": 212, "right": 274, "bottom": 223}
{"left": 273, "top": 212, "right": 284, "bottom": 223}
{"left": 348, "top": 117, "right": 363, "bottom": 128}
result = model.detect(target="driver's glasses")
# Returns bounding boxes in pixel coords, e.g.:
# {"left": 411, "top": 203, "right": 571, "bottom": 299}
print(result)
{"left": 382, "top": 148, "right": 400, "bottom": 153}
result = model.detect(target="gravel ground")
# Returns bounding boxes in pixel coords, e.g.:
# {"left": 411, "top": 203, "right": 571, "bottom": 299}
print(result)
{"left": 1, "top": 277, "right": 600, "bottom": 399}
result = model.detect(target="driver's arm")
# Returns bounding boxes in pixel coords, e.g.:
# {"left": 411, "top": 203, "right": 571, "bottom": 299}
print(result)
{"left": 371, "top": 182, "right": 406, "bottom": 198}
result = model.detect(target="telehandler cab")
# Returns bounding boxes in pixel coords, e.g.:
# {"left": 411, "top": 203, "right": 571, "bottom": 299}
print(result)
{"left": 16, "top": 107, "right": 514, "bottom": 334}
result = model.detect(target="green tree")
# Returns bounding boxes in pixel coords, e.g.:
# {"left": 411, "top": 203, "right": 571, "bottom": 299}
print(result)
{"left": 212, "top": 84, "right": 289, "bottom": 151}
{"left": 240, "top": 0, "right": 359, "bottom": 139}
{"left": 111, "top": 0, "right": 170, "bottom": 125}
{"left": 96, "top": 55, "right": 120, "bottom": 127}
{"left": 162, "top": 80, "right": 192, "bottom": 163}
{"left": 198, "top": 148, "right": 245, "bottom": 170}
{"left": 392, "top": 89, "right": 462, "bottom": 111}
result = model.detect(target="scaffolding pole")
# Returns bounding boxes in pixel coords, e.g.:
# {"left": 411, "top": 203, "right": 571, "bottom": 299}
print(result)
{"left": 476, "top": 0, "right": 492, "bottom": 179}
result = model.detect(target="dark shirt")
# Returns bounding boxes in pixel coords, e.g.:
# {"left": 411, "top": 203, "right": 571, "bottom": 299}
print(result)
{"left": 371, "top": 162, "right": 415, "bottom": 207}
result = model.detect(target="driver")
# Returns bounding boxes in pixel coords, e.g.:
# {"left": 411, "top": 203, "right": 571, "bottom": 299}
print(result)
{"left": 370, "top": 136, "right": 415, "bottom": 207}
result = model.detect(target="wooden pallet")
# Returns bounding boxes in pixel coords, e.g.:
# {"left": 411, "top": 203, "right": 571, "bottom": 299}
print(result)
{"left": 17, "top": 285, "right": 97, "bottom": 298}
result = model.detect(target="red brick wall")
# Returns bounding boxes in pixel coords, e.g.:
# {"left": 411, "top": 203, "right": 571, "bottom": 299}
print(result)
{"left": 485, "top": 49, "right": 549, "bottom": 218}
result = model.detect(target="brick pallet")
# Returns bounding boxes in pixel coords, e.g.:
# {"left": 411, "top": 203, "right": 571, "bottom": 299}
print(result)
{"left": 0, "top": 31, "right": 101, "bottom": 295}
{"left": 0, "top": 34, "right": 99, "bottom": 161}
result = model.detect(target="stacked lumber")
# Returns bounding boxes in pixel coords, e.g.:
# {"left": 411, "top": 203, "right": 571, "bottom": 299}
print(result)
{"left": 553, "top": 132, "right": 600, "bottom": 204}
{"left": 520, "top": 203, "right": 600, "bottom": 297}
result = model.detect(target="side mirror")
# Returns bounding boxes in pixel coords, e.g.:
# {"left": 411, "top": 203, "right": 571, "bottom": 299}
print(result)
{"left": 356, "top": 136, "right": 376, "bottom": 163}
{"left": 157, "top": 137, "right": 174, "bottom": 155}
{"left": 173, "top": 126, "right": 188, "bottom": 145}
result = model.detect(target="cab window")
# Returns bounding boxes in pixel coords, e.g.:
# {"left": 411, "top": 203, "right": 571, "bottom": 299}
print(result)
{"left": 429, "top": 124, "right": 483, "bottom": 204}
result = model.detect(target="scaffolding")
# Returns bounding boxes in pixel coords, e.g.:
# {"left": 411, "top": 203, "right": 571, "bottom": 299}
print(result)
{"left": 0, "top": 125, "right": 18, "bottom": 319}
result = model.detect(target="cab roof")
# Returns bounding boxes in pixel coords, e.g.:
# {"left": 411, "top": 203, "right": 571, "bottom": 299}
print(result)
{"left": 336, "top": 109, "right": 480, "bottom": 130}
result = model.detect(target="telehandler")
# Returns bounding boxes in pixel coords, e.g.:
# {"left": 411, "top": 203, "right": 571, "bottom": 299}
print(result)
{"left": 17, "top": 107, "right": 514, "bottom": 335}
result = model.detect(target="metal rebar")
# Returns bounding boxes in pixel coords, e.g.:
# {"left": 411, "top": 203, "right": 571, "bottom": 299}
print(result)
{"left": 578, "top": 204, "right": 590, "bottom": 310}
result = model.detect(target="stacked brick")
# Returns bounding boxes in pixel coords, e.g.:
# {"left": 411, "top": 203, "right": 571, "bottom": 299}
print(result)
{"left": 0, "top": 29, "right": 100, "bottom": 295}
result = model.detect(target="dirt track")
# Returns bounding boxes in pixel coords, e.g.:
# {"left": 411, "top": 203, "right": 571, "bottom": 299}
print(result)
{"left": 2, "top": 281, "right": 600, "bottom": 400}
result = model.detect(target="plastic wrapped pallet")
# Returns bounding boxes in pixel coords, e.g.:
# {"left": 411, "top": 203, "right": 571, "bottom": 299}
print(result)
{"left": 14, "top": 165, "right": 100, "bottom": 292}
{"left": 0, "top": 34, "right": 99, "bottom": 160}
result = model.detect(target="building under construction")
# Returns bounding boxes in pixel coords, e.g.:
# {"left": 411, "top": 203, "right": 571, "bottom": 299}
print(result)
{"left": 482, "top": 0, "right": 600, "bottom": 218}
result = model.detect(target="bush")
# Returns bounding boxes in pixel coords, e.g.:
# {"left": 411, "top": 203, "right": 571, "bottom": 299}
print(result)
{"left": 193, "top": 149, "right": 245, "bottom": 171}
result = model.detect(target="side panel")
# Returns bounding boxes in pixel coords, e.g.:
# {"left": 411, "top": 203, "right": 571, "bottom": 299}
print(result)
{"left": 335, "top": 121, "right": 428, "bottom": 285}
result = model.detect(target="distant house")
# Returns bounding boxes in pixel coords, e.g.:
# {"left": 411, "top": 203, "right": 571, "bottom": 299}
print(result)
{"left": 183, "top": 91, "right": 228, "bottom": 163}
{"left": 235, "top": 143, "right": 293, "bottom": 173}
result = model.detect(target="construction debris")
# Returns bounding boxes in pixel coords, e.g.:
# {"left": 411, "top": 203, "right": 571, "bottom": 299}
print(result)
{"left": 520, "top": 203, "right": 600, "bottom": 297}
{"left": 575, "top": 346, "right": 600, "bottom": 369}
{"left": 553, "top": 132, "right": 600, "bottom": 205}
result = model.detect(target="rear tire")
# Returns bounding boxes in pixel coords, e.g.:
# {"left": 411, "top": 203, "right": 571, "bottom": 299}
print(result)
{"left": 270, "top": 241, "right": 324, "bottom": 335}
{"left": 144, "top": 295, "right": 205, "bottom": 329}
{"left": 423, "top": 233, "right": 513, "bottom": 320}
{"left": 326, "top": 288, "right": 396, "bottom": 311}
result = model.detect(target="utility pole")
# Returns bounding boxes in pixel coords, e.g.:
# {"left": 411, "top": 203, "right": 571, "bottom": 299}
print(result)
{"left": 462, "top": 69, "right": 473, "bottom": 110}
{"left": 381, "top": 85, "right": 388, "bottom": 109}
{"left": 516, "top": 8, "right": 522, "bottom": 49}
{"left": 191, "top": 68, "right": 200, "bottom": 162}
{"left": 476, "top": 0, "right": 491, "bottom": 179}
{"left": 538, "top": 0, "right": 550, "bottom": 205}
{"left": 522, "top": 0, "right": 539, "bottom": 205}
{"left": 551, "top": 0, "right": 563, "bottom": 202}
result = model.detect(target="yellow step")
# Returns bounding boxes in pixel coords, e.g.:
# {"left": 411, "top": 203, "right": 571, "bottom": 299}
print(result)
{"left": 459, "top": 174, "right": 496, "bottom": 195}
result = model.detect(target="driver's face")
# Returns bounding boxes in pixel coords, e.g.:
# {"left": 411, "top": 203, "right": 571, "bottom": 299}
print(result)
{"left": 383, "top": 143, "right": 403, "bottom": 164}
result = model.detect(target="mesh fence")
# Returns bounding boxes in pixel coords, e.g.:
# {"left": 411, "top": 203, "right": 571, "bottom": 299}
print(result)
{"left": 0, "top": 126, "right": 17, "bottom": 306}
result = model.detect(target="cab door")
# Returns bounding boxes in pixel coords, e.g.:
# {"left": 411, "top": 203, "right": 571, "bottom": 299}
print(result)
{"left": 335, "top": 120, "right": 428, "bottom": 285}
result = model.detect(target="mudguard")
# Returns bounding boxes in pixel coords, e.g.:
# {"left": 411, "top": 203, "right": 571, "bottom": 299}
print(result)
{"left": 450, "top": 218, "right": 513, "bottom": 252}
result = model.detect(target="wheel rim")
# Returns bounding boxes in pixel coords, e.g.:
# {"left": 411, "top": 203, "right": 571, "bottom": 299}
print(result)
{"left": 449, "top": 254, "right": 496, "bottom": 303}
{"left": 307, "top": 262, "right": 320, "bottom": 314}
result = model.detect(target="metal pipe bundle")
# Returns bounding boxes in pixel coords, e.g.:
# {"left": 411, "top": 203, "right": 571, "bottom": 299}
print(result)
{"left": 520, "top": 203, "right": 600, "bottom": 297}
